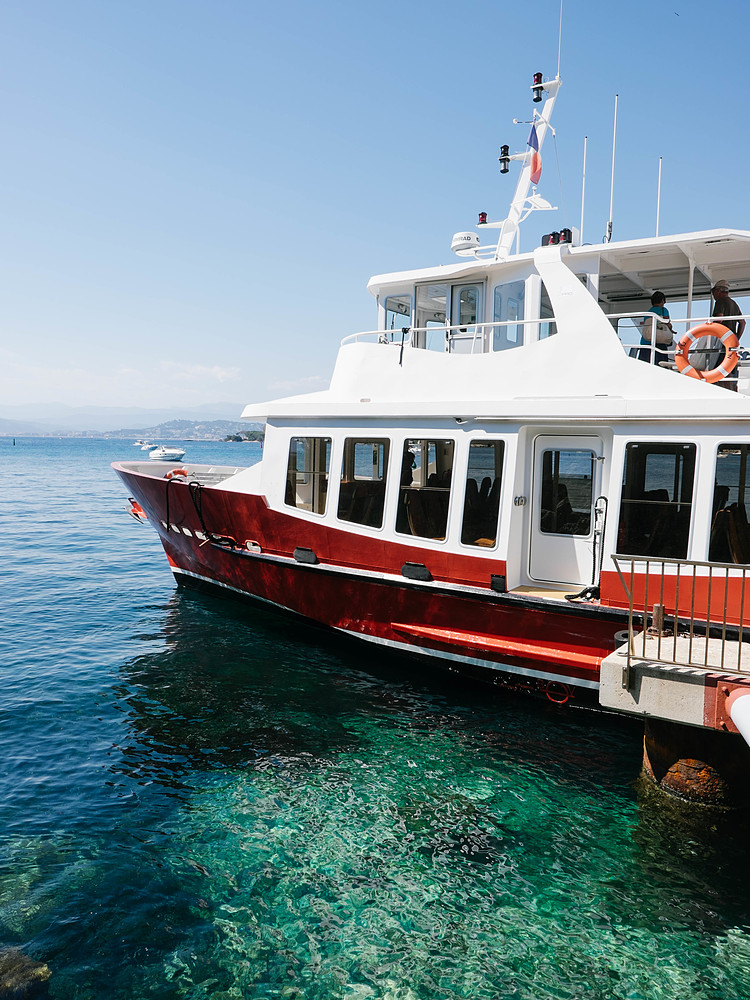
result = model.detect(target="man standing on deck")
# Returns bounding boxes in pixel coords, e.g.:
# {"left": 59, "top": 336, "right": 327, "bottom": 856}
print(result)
{"left": 712, "top": 279, "right": 745, "bottom": 339}
{"left": 711, "top": 279, "right": 745, "bottom": 390}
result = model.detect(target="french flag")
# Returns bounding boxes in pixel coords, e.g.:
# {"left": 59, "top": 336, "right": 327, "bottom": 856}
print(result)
{"left": 528, "top": 124, "right": 542, "bottom": 185}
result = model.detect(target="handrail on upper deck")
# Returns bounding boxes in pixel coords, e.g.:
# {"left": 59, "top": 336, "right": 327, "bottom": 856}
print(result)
{"left": 341, "top": 316, "right": 553, "bottom": 350}
{"left": 610, "top": 311, "right": 750, "bottom": 376}
{"left": 341, "top": 311, "right": 750, "bottom": 373}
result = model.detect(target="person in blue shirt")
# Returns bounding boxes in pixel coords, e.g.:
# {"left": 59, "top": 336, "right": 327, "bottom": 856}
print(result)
{"left": 637, "top": 291, "right": 673, "bottom": 364}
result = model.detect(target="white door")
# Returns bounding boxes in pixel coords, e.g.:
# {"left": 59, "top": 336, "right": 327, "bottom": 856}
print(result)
{"left": 529, "top": 436, "right": 603, "bottom": 587}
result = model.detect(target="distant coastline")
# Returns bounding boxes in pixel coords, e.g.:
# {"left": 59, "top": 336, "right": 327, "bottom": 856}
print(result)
{"left": 0, "top": 418, "right": 264, "bottom": 441}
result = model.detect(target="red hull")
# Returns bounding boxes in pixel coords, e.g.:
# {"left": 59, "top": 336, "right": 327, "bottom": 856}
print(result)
{"left": 115, "top": 465, "right": 628, "bottom": 699}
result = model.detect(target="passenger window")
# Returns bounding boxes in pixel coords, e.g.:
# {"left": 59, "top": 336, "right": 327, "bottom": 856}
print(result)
{"left": 492, "top": 281, "right": 525, "bottom": 351}
{"left": 709, "top": 444, "right": 750, "bottom": 563}
{"left": 617, "top": 443, "right": 696, "bottom": 558}
{"left": 396, "top": 439, "right": 454, "bottom": 540}
{"left": 337, "top": 439, "right": 390, "bottom": 529}
{"left": 540, "top": 449, "right": 594, "bottom": 535}
{"left": 285, "top": 437, "right": 331, "bottom": 515}
{"left": 384, "top": 295, "right": 411, "bottom": 337}
{"left": 461, "top": 441, "right": 504, "bottom": 546}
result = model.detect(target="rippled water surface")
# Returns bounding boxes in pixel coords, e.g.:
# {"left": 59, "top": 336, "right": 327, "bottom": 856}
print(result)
{"left": 3, "top": 437, "right": 750, "bottom": 999}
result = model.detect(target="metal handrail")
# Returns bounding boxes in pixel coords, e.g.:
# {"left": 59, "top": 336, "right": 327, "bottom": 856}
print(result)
{"left": 341, "top": 316, "right": 545, "bottom": 348}
{"left": 612, "top": 554, "right": 750, "bottom": 674}
{"left": 612, "top": 311, "right": 750, "bottom": 377}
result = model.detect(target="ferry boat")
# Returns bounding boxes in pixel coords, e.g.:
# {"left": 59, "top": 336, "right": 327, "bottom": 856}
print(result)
{"left": 114, "top": 72, "right": 750, "bottom": 805}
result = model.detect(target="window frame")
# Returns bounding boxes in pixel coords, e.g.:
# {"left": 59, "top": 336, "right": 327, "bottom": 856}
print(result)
{"left": 337, "top": 437, "right": 390, "bottom": 529}
{"left": 284, "top": 435, "right": 332, "bottom": 516}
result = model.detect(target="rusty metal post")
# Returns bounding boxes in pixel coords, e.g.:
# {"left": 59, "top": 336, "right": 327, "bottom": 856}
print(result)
{"left": 652, "top": 603, "right": 664, "bottom": 634}
{"left": 642, "top": 718, "right": 750, "bottom": 808}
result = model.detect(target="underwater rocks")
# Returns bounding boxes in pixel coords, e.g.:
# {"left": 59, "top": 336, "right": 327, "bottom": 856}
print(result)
{"left": 0, "top": 948, "right": 50, "bottom": 998}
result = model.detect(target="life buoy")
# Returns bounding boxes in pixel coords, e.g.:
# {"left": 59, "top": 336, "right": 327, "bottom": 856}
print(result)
{"left": 674, "top": 323, "right": 739, "bottom": 383}
{"left": 545, "top": 681, "right": 571, "bottom": 705}
{"left": 164, "top": 468, "right": 189, "bottom": 480}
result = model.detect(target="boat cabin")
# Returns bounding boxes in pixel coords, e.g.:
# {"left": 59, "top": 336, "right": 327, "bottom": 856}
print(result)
{"left": 234, "top": 227, "right": 750, "bottom": 605}
{"left": 369, "top": 229, "right": 750, "bottom": 386}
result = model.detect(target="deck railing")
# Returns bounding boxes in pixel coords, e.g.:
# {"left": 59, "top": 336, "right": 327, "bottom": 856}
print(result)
{"left": 610, "top": 311, "right": 750, "bottom": 383}
{"left": 612, "top": 555, "right": 750, "bottom": 674}
{"left": 341, "top": 312, "right": 750, "bottom": 367}
{"left": 340, "top": 317, "right": 551, "bottom": 352}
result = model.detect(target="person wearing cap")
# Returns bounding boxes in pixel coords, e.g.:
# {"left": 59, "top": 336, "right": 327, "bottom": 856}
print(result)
{"left": 711, "top": 280, "right": 745, "bottom": 390}
{"left": 712, "top": 280, "right": 745, "bottom": 339}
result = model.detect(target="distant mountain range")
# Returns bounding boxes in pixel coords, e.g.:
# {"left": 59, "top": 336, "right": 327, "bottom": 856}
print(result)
{"left": 103, "top": 419, "right": 263, "bottom": 441}
{"left": 0, "top": 403, "right": 260, "bottom": 437}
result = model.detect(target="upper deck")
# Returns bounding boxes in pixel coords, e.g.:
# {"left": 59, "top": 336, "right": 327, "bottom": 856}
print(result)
{"left": 242, "top": 233, "right": 750, "bottom": 424}
{"left": 242, "top": 69, "right": 750, "bottom": 426}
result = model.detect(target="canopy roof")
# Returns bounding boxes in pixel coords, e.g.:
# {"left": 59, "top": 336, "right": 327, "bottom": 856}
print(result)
{"left": 367, "top": 229, "right": 750, "bottom": 310}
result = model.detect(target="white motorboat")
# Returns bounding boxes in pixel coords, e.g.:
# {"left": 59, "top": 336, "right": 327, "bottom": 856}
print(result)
{"left": 147, "top": 445, "right": 186, "bottom": 462}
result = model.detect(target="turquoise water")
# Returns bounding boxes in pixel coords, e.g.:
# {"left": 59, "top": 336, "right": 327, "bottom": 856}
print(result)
{"left": 2, "top": 437, "right": 750, "bottom": 999}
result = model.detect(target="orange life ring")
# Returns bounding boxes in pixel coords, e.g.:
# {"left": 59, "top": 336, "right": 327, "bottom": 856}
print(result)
{"left": 164, "top": 468, "right": 189, "bottom": 480}
{"left": 545, "top": 681, "right": 571, "bottom": 705}
{"left": 674, "top": 323, "right": 739, "bottom": 383}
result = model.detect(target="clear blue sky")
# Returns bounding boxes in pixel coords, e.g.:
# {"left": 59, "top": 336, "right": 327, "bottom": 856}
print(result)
{"left": 2, "top": 0, "right": 748, "bottom": 411}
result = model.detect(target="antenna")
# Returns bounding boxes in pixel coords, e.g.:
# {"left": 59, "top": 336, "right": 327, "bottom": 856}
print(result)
{"left": 606, "top": 94, "right": 618, "bottom": 243}
{"left": 580, "top": 135, "right": 587, "bottom": 244}
{"left": 655, "top": 156, "right": 663, "bottom": 236}
{"left": 557, "top": 0, "right": 564, "bottom": 78}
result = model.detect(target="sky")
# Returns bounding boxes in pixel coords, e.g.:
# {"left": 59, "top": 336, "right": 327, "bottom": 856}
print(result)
{"left": 3, "top": 0, "right": 750, "bottom": 413}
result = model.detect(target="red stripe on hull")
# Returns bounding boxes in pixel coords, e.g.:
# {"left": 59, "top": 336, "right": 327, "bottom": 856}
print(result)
{"left": 391, "top": 622, "right": 604, "bottom": 671}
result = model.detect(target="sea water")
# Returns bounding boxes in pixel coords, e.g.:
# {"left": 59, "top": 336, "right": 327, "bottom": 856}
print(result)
{"left": 2, "top": 437, "right": 750, "bottom": 1000}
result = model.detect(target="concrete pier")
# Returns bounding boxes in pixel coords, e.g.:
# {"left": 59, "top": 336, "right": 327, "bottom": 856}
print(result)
{"left": 600, "top": 634, "right": 750, "bottom": 807}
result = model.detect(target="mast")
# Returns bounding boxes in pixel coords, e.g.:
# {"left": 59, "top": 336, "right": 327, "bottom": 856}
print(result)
{"left": 495, "top": 74, "right": 561, "bottom": 261}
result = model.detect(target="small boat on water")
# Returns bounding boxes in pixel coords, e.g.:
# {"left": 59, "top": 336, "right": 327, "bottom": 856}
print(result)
{"left": 147, "top": 445, "right": 186, "bottom": 462}
{"left": 140, "top": 441, "right": 155, "bottom": 451}
{"left": 114, "top": 69, "right": 750, "bottom": 805}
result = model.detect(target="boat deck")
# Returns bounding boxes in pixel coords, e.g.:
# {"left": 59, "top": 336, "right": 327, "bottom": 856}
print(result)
{"left": 116, "top": 461, "right": 246, "bottom": 487}
{"left": 510, "top": 585, "right": 579, "bottom": 601}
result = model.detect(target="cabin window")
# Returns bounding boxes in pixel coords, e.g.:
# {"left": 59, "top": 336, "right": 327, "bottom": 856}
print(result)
{"left": 461, "top": 441, "right": 504, "bottom": 546}
{"left": 384, "top": 295, "right": 411, "bottom": 337}
{"left": 285, "top": 437, "right": 331, "bottom": 515}
{"left": 396, "top": 438, "right": 454, "bottom": 540}
{"left": 709, "top": 444, "right": 750, "bottom": 563}
{"left": 492, "top": 281, "right": 525, "bottom": 351}
{"left": 337, "top": 438, "right": 390, "bottom": 529}
{"left": 539, "top": 282, "right": 557, "bottom": 339}
{"left": 617, "top": 442, "right": 696, "bottom": 558}
{"left": 539, "top": 449, "right": 594, "bottom": 535}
